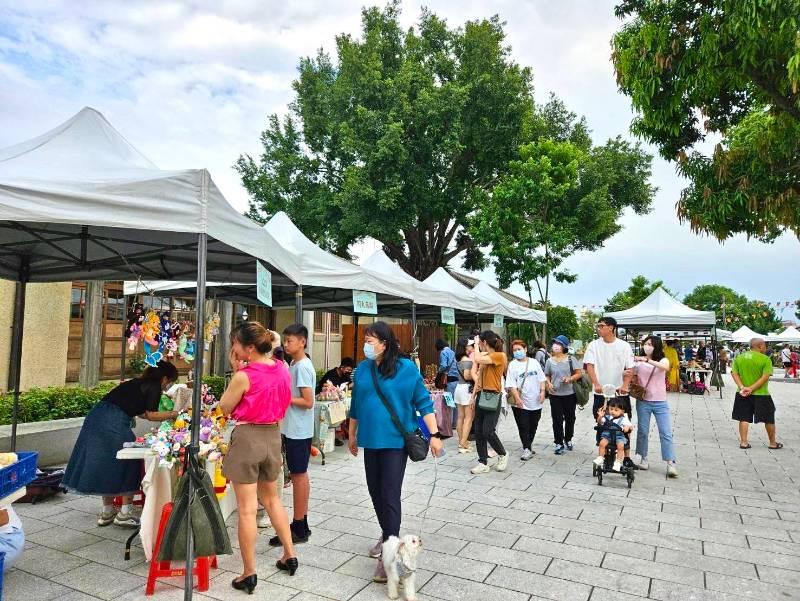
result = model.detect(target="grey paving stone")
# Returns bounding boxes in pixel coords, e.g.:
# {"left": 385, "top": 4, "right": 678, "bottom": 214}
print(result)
{"left": 745, "top": 535, "right": 800, "bottom": 557}
{"left": 421, "top": 573, "right": 529, "bottom": 601}
{"left": 564, "top": 530, "right": 655, "bottom": 560}
{"left": 546, "top": 557, "right": 650, "bottom": 597}
{"left": 612, "top": 524, "right": 702, "bottom": 553}
{"left": 445, "top": 488, "right": 515, "bottom": 507}
{"left": 462, "top": 500, "right": 538, "bottom": 522}
{"left": 3, "top": 568, "right": 73, "bottom": 600}
{"left": 432, "top": 522, "right": 520, "bottom": 548}
{"left": 488, "top": 516, "right": 569, "bottom": 543}
{"left": 13, "top": 543, "right": 90, "bottom": 578}
{"left": 703, "top": 541, "right": 799, "bottom": 570}
{"left": 589, "top": 587, "right": 648, "bottom": 601}
{"left": 621, "top": 505, "right": 702, "bottom": 528}
{"left": 741, "top": 513, "right": 800, "bottom": 533}
{"left": 755, "top": 564, "right": 800, "bottom": 589}
{"left": 602, "top": 552, "right": 704, "bottom": 588}
{"left": 268, "top": 563, "right": 369, "bottom": 600}
{"left": 648, "top": 579, "right": 748, "bottom": 601}
{"left": 655, "top": 546, "right": 758, "bottom": 579}
{"left": 484, "top": 564, "right": 593, "bottom": 601}
{"left": 700, "top": 517, "right": 793, "bottom": 541}
{"left": 314, "top": 515, "right": 381, "bottom": 539}
{"left": 27, "top": 524, "right": 104, "bottom": 552}
{"left": 510, "top": 498, "right": 583, "bottom": 519}
{"left": 535, "top": 513, "right": 617, "bottom": 537}
{"left": 458, "top": 540, "right": 551, "bottom": 573}
{"left": 705, "top": 570, "right": 800, "bottom": 599}
{"left": 314, "top": 501, "right": 377, "bottom": 520}
{"left": 657, "top": 521, "right": 748, "bottom": 546}
{"left": 416, "top": 505, "right": 493, "bottom": 528}
{"left": 513, "top": 534, "right": 605, "bottom": 566}
{"left": 51, "top": 562, "right": 147, "bottom": 600}
{"left": 71, "top": 538, "right": 146, "bottom": 570}
{"left": 415, "top": 548, "right": 496, "bottom": 582}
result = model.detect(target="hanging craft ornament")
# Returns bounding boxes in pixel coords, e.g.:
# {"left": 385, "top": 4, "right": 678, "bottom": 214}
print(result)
{"left": 141, "top": 310, "right": 162, "bottom": 366}
{"left": 204, "top": 312, "right": 221, "bottom": 351}
{"left": 125, "top": 303, "right": 145, "bottom": 351}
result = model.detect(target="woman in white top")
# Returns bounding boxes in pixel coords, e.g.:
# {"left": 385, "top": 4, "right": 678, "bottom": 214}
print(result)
{"left": 633, "top": 336, "right": 677, "bottom": 477}
{"left": 506, "top": 340, "right": 547, "bottom": 461}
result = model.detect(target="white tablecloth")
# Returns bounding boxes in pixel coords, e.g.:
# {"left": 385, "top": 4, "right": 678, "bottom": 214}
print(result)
{"left": 116, "top": 448, "right": 237, "bottom": 561}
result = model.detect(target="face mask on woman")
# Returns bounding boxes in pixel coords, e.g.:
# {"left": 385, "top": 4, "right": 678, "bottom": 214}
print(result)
{"left": 513, "top": 349, "right": 526, "bottom": 360}
{"left": 643, "top": 344, "right": 654, "bottom": 356}
{"left": 363, "top": 343, "right": 378, "bottom": 360}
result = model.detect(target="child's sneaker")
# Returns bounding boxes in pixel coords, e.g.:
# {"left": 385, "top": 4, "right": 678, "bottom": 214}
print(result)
{"left": 612, "top": 460, "right": 622, "bottom": 473}
{"left": 565, "top": 442, "right": 574, "bottom": 451}
{"left": 667, "top": 462, "right": 678, "bottom": 478}
{"left": 471, "top": 462, "right": 491, "bottom": 475}
{"left": 638, "top": 458, "right": 649, "bottom": 470}
{"left": 495, "top": 454, "right": 509, "bottom": 472}
{"left": 592, "top": 456, "right": 604, "bottom": 467}
{"left": 97, "top": 507, "right": 117, "bottom": 527}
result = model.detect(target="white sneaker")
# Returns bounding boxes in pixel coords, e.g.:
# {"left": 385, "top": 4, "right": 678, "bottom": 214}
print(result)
{"left": 667, "top": 462, "right": 678, "bottom": 478}
{"left": 638, "top": 458, "right": 649, "bottom": 471}
{"left": 495, "top": 454, "right": 509, "bottom": 472}
{"left": 257, "top": 514, "right": 272, "bottom": 529}
{"left": 612, "top": 461, "right": 622, "bottom": 473}
{"left": 368, "top": 537, "right": 383, "bottom": 558}
{"left": 471, "top": 462, "right": 491, "bottom": 475}
{"left": 97, "top": 508, "right": 117, "bottom": 527}
{"left": 113, "top": 511, "right": 140, "bottom": 528}
{"left": 520, "top": 449, "right": 533, "bottom": 461}
{"left": 592, "top": 456, "right": 604, "bottom": 467}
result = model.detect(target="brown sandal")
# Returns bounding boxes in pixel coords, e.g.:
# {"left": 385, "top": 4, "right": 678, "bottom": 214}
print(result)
{"left": 739, "top": 443, "right": 751, "bottom": 449}
{"left": 768, "top": 443, "right": 784, "bottom": 450}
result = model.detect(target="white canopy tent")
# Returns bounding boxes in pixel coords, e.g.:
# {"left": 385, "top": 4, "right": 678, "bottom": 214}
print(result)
{"left": 472, "top": 280, "right": 546, "bottom": 323}
{"left": 731, "top": 325, "right": 766, "bottom": 343}
{"left": 0, "top": 107, "right": 287, "bottom": 595}
{"left": 770, "top": 325, "right": 800, "bottom": 343}
{"left": 605, "top": 287, "right": 716, "bottom": 330}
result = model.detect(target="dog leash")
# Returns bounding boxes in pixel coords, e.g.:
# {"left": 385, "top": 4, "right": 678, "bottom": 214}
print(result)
{"left": 418, "top": 451, "right": 440, "bottom": 536}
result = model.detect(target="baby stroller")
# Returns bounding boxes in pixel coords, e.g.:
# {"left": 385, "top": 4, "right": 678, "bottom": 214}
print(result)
{"left": 592, "top": 421, "right": 635, "bottom": 488}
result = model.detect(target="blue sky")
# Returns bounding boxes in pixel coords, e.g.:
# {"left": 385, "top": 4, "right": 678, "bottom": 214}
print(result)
{"left": 0, "top": 1, "right": 797, "bottom": 321}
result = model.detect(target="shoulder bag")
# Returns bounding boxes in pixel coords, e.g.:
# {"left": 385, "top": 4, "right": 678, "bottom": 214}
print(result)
{"left": 370, "top": 363, "right": 430, "bottom": 462}
{"left": 629, "top": 363, "right": 656, "bottom": 400}
{"left": 435, "top": 356, "right": 455, "bottom": 390}
{"left": 569, "top": 357, "right": 592, "bottom": 408}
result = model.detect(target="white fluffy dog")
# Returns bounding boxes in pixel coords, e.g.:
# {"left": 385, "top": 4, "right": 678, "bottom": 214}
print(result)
{"left": 382, "top": 534, "right": 422, "bottom": 600}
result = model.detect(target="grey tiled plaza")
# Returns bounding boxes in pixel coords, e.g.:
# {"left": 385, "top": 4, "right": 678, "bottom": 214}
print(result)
{"left": 7, "top": 375, "right": 799, "bottom": 600}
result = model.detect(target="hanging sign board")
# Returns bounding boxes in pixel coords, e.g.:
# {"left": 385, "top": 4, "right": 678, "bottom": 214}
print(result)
{"left": 440, "top": 307, "right": 455, "bottom": 325}
{"left": 256, "top": 261, "right": 272, "bottom": 306}
{"left": 353, "top": 290, "right": 378, "bottom": 315}
{"left": 493, "top": 314, "right": 505, "bottom": 328}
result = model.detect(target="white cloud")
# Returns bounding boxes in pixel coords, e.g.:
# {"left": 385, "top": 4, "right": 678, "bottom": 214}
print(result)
{"left": 0, "top": 0, "right": 796, "bottom": 312}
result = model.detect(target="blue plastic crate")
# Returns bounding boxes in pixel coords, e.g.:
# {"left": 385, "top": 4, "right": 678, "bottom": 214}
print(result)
{"left": 0, "top": 451, "right": 38, "bottom": 498}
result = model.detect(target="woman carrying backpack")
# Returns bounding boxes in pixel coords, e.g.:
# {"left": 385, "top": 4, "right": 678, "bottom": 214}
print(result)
{"left": 545, "top": 335, "right": 583, "bottom": 455}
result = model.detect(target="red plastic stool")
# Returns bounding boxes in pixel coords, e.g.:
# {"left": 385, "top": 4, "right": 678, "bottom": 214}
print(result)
{"left": 146, "top": 502, "right": 217, "bottom": 596}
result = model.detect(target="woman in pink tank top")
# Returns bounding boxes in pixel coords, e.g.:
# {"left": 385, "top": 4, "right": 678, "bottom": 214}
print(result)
{"left": 219, "top": 322, "right": 297, "bottom": 594}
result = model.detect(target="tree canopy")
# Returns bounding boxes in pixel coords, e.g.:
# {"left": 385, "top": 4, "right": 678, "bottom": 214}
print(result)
{"left": 237, "top": 3, "right": 535, "bottom": 279}
{"left": 469, "top": 95, "right": 655, "bottom": 321}
{"left": 612, "top": 0, "right": 800, "bottom": 242}
{"left": 683, "top": 284, "right": 783, "bottom": 333}
{"left": 604, "top": 275, "right": 672, "bottom": 313}
{"left": 546, "top": 305, "right": 579, "bottom": 342}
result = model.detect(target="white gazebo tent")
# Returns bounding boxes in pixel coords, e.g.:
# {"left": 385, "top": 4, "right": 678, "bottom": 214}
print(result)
{"left": 731, "top": 325, "right": 766, "bottom": 343}
{"left": 0, "top": 107, "right": 290, "bottom": 596}
{"left": 768, "top": 325, "right": 800, "bottom": 343}
{"left": 605, "top": 287, "right": 716, "bottom": 330}
{"left": 472, "top": 280, "right": 546, "bottom": 323}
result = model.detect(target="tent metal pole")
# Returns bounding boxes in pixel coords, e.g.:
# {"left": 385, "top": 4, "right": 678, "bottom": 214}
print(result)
{"left": 184, "top": 232, "right": 207, "bottom": 601}
{"left": 295, "top": 284, "right": 303, "bottom": 324}
{"left": 353, "top": 315, "right": 359, "bottom": 361}
{"left": 120, "top": 294, "right": 128, "bottom": 382}
{"left": 8, "top": 257, "right": 30, "bottom": 452}
{"left": 411, "top": 302, "right": 418, "bottom": 357}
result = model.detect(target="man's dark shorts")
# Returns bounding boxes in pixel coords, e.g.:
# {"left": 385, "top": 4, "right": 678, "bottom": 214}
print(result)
{"left": 593, "top": 393, "right": 632, "bottom": 447}
{"left": 732, "top": 393, "right": 775, "bottom": 424}
{"left": 284, "top": 436, "right": 313, "bottom": 474}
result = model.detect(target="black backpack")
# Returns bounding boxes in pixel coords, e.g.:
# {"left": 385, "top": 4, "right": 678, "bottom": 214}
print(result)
{"left": 18, "top": 468, "right": 67, "bottom": 504}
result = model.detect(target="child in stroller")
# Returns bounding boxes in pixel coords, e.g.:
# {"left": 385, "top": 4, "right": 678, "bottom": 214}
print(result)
{"left": 593, "top": 398, "right": 634, "bottom": 482}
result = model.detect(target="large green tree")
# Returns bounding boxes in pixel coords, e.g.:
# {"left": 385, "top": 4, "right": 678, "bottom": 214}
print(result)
{"left": 612, "top": 0, "right": 800, "bottom": 242}
{"left": 546, "top": 305, "right": 579, "bottom": 341}
{"left": 469, "top": 97, "right": 654, "bottom": 342}
{"left": 575, "top": 310, "right": 602, "bottom": 346}
{"left": 236, "top": 3, "right": 534, "bottom": 278}
{"left": 604, "top": 275, "right": 673, "bottom": 312}
{"left": 684, "top": 284, "right": 783, "bottom": 333}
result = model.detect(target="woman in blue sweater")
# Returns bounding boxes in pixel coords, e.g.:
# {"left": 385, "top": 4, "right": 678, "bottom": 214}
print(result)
{"left": 348, "top": 321, "right": 443, "bottom": 582}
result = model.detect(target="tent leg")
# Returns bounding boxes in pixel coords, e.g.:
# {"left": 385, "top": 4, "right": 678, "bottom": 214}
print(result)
{"left": 120, "top": 294, "right": 128, "bottom": 382}
{"left": 411, "top": 302, "right": 418, "bottom": 356}
{"left": 295, "top": 284, "right": 303, "bottom": 324}
{"left": 353, "top": 315, "right": 359, "bottom": 361}
{"left": 184, "top": 233, "right": 208, "bottom": 601}
{"left": 8, "top": 258, "right": 29, "bottom": 453}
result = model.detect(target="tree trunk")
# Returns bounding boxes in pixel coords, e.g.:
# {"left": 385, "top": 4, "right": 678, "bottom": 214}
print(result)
{"left": 79, "top": 280, "right": 104, "bottom": 388}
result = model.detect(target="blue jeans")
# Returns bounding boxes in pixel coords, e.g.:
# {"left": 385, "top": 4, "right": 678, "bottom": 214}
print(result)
{"left": 0, "top": 526, "right": 25, "bottom": 569}
{"left": 635, "top": 401, "right": 676, "bottom": 462}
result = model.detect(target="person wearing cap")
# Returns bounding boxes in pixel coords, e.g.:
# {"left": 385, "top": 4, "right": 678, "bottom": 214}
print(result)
{"left": 545, "top": 335, "right": 583, "bottom": 455}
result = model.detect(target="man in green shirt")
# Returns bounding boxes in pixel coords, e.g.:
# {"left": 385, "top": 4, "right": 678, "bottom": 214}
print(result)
{"left": 731, "top": 338, "right": 783, "bottom": 450}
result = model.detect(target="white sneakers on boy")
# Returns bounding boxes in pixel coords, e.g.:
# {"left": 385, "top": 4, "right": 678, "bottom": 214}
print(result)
{"left": 638, "top": 458, "right": 649, "bottom": 470}
{"left": 470, "top": 463, "right": 491, "bottom": 475}
{"left": 666, "top": 462, "right": 678, "bottom": 478}
{"left": 592, "top": 456, "right": 604, "bottom": 467}
{"left": 495, "top": 454, "right": 509, "bottom": 472}
{"left": 612, "top": 460, "right": 622, "bottom": 473}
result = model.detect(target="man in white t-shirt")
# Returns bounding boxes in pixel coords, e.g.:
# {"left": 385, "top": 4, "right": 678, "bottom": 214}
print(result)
{"left": 781, "top": 345, "right": 792, "bottom": 376}
{"left": 583, "top": 316, "right": 635, "bottom": 453}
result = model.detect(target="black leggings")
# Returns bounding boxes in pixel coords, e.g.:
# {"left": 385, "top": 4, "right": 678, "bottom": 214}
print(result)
{"left": 550, "top": 393, "right": 577, "bottom": 446}
{"left": 475, "top": 406, "right": 506, "bottom": 464}
{"left": 512, "top": 407, "right": 541, "bottom": 450}
{"left": 364, "top": 448, "right": 407, "bottom": 541}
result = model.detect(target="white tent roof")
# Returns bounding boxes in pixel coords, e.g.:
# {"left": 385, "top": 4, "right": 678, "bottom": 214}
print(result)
{"left": 0, "top": 107, "right": 285, "bottom": 283}
{"left": 767, "top": 326, "right": 800, "bottom": 343}
{"left": 420, "top": 267, "right": 504, "bottom": 316}
{"left": 605, "top": 287, "right": 716, "bottom": 329}
{"left": 472, "top": 281, "right": 546, "bottom": 323}
{"left": 730, "top": 325, "right": 766, "bottom": 343}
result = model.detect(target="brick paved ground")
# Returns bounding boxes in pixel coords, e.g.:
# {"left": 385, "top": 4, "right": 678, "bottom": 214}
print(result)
{"left": 7, "top": 374, "right": 799, "bottom": 600}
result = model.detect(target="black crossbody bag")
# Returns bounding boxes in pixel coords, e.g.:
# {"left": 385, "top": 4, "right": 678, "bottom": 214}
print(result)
{"left": 370, "top": 363, "right": 430, "bottom": 462}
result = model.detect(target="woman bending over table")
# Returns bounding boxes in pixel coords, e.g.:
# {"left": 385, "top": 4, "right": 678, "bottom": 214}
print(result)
{"left": 63, "top": 361, "right": 179, "bottom": 528}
